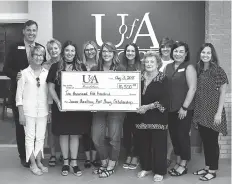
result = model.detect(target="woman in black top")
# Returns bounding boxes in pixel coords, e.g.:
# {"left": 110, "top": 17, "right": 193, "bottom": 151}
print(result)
{"left": 136, "top": 51, "right": 169, "bottom": 182}
{"left": 165, "top": 41, "right": 197, "bottom": 176}
{"left": 46, "top": 41, "right": 91, "bottom": 176}
{"left": 192, "top": 43, "right": 228, "bottom": 181}
{"left": 122, "top": 43, "right": 142, "bottom": 170}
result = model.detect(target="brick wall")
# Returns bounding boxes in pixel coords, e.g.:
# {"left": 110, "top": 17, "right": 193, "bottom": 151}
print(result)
{"left": 205, "top": 1, "right": 231, "bottom": 159}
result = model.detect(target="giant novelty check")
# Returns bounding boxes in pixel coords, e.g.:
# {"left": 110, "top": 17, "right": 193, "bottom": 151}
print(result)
{"left": 61, "top": 71, "right": 141, "bottom": 111}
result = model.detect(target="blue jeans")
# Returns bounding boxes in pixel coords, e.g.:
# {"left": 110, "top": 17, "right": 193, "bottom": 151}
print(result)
{"left": 92, "top": 112, "right": 125, "bottom": 161}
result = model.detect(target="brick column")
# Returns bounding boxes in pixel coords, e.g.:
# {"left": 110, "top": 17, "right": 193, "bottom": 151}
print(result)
{"left": 205, "top": 1, "right": 231, "bottom": 159}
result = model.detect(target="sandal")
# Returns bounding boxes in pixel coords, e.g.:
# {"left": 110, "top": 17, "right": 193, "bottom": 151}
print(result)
{"left": 137, "top": 170, "right": 152, "bottom": 178}
{"left": 168, "top": 164, "right": 179, "bottom": 174}
{"left": 37, "top": 163, "right": 48, "bottom": 173}
{"left": 193, "top": 168, "right": 208, "bottom": 175}
{"left": 123, "top": 156, "right": 132, "bottom": 169}
{"left": 93, "top": 165, "right": 107, "bottom": 175}
{"left": 84, "top": 160, "right": 92, "bottom": 168}
{"left": 48, "top": 156, "right": 56, "bottom": 167}
{"left": 128, "top": 163, "right": 139, "bottom": 170}
{"left": 30, "top": 166, "right": 43, "bottom": 176}
{"left": 61, "top": 158, "right": 70, "bottom": 176}
{"left": 70, "top": 159, "right": 82, "bottom": 176}
{"left": 99, "top": 168, "right": 115, "bottom": 178}
{"left": 199, "top": 172, "right": 216, "bottom": 181}
{"left": 170, "top": 164, "right": 188, "bottom": 176}
{"left": 153, "top": 174, "right": 164, "bottom": 182}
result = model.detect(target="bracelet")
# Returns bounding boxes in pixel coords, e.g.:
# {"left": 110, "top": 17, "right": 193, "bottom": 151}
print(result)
{"left": 182, "top": 105, "right": 188, "bottom": 111}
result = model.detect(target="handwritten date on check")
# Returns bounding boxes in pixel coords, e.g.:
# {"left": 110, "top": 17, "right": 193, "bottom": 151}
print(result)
{"left": 61, "top": 71, "right": 141, "bottom": 111}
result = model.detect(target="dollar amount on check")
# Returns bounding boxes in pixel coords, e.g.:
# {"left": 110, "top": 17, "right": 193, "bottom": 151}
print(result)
{"left": 61, "top": 71, "right": 141, "bottom": 111}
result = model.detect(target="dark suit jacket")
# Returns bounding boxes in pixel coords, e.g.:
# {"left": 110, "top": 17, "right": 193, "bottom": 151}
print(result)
{"left": 3, "top": 41, "right": 46, "bottom": 99}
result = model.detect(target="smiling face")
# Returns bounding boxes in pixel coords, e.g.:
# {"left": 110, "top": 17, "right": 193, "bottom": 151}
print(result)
{"left": 161, "top": 45, "right": 172, "bottom": 57}
{"left": 126, "top": 45, "right": 136, "bottom": 61}
{"left": 48, "top": 43, "right": 61, "bottom": 59}
{"left": 23, "top": 24, "right": 38, "bottom": 43}
{"left": 31, "top": 50, "right": 44, "bottom": 66}
{"left": 64, "top": 45, "right": 76, "bottom": 62}
{"left": 173, "top": 46, "right": 187, "bottom": 63}
{"left": 144, "top": 56, "right": 158, "bottom": 73}
{"left": 200, "top": 46, "right": 212, "bottom": 63}
{"left": 85, "top": 44, "right": 97, "bottom": 60}
{"left": 102, "top": 46, "right": 114, "bottom": 63}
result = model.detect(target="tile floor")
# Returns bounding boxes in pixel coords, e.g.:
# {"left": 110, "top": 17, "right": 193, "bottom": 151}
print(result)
{"left": 0, "top": 147, "right": 231, "bottom": 184}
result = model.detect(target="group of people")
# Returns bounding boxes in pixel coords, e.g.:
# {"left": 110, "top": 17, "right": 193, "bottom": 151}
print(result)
{"left": 3, "top": 20, "right": 228, "bottom": 182}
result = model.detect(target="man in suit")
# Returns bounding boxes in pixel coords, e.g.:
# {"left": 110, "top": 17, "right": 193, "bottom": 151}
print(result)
{"left": 3, "top": 20, "right": 46, "bottom": 167}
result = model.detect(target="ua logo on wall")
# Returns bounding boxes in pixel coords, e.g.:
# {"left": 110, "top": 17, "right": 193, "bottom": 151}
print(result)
{"left": 91, "top": 12, "right": 159, "bottom": 50}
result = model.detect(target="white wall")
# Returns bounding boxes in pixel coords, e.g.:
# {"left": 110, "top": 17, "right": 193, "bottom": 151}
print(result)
{"left": 28, "top": 1, "right": 53, "bottom": 55}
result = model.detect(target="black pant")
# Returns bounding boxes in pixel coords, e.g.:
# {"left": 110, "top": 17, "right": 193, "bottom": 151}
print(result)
{"left": 12, "top": 102, "right": 26, "bottom": 160}
{"left": 82, "top": 133, "right": 96, "bottom": 152}
{"left": 198, "top": 124, "right": 219, "bottom": 170}
{"left": 168, "top": 110, "right": 193, "bottom": 160}
{"left": 123, "top": 113, "right": 140, "bottom": 157}
{"left": 137, "top": 129, "right": 167, "bottom": 175}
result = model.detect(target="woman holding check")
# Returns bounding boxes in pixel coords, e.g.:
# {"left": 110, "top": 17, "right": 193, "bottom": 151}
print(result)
{"left": 91, "top": 42, "right": 125, "bottom": 178}
{"left": 135, "top": 51, "right": 169, "bottom": 182}
{"left": 46, "top": 40, "right": 91, "bottom": 176}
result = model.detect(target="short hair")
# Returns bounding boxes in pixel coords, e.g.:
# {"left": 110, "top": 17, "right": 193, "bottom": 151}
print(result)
{"left": 159, "top": 37, "right": 174, "bottom": 57}
{"left": 170, "top": 41, "right": 190, "bottom": 62}
{"left": 82, "top": 41, "right": 99, "bottom": 64}
{"left": 142, "top": 51, "right": 162, "bottom": 70}
{"left": 46, "top": 39, "right": 62, "bottom": 55}
{"left": 30, "top": 45, "right": 45, "bottom": 58}
{"left": 23, "top": 20, "right": 38, "bottom": 29}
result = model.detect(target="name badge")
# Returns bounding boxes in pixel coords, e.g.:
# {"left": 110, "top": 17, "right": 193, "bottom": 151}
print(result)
{"left": 178, "top": 68, "right": 185, "bottom": 72}
{"left": 18, "top": 46, "right": 25, "bottom": 50}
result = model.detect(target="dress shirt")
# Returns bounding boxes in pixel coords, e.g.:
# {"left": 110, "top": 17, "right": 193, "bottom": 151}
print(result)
{"left": 16, "top": 66, "right": 52, "bottom": 117}
{"left": 24, "top": 40, "right": 35, "bottom": 60}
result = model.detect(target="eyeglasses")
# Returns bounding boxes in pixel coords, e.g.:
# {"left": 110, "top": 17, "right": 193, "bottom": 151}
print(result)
{"left": 36, "top": 77, "right": 40, "bottom": 87}
{"left": 85, "top": 48, "right": 95, "bottom": 52}
{"left": 102, "top": 50, "right": 113, "bottom": 54}
{"left": 33, "top": 54, "right": 44, "bottom": 59}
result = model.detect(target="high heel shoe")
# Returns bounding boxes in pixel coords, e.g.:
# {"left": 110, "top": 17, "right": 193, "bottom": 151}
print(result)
{"left": 61, "top": 158, "right": 70, "bottom": 176}
{"left": 70, "top": 159, "right": 82, "bottom": 176}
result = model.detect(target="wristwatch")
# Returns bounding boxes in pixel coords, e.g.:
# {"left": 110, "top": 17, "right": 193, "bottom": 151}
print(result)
{"left": 182, "top": 105, "right": 188, "bottom": 111}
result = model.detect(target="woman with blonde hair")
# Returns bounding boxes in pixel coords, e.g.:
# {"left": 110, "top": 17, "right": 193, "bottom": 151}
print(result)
{"left": 43, "top": 38, "right": 62, "bottom": 167}
{"left": 91, "top": 42, "right": 126, "bottom": 178}
{"left": 82, "top": 41, "right": 100, "bottom": 168}
{"left": 16, "top": 45, "right": 51, "bottom": 175}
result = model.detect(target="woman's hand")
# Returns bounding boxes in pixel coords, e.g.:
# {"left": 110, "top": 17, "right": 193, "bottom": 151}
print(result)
{"left": 214, "top": 112, "right": 222, "bottom": 125}
{"left": 19, "top": 113, "right": 26, "bottom": 126}
{"left": 47, "top": 112, "right": 52, "bottom": 123}
{"left": 56, "top": 101, "right": 62, "bottom": 111}
{"left": 178, "top": 107, "right": 187, "bottom": 120}
{"left": 137, "top": 105, "right": 149, "bottom": 114}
